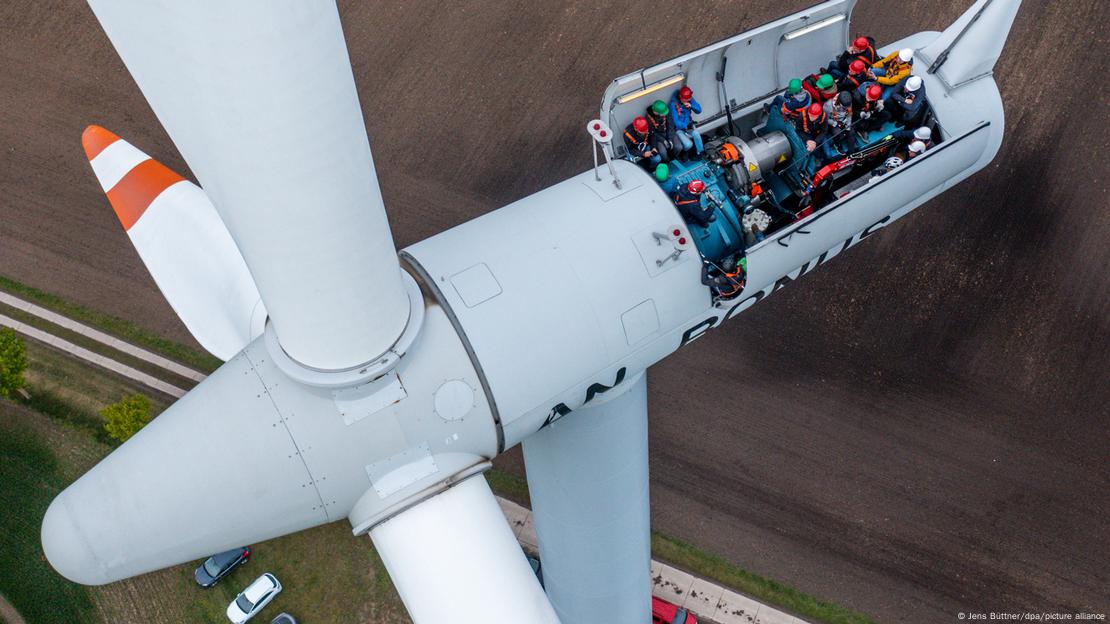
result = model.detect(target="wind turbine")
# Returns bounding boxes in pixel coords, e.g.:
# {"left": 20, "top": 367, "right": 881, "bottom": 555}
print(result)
{"left": 42, "top": 0, "right": 1022, "bottom": 622}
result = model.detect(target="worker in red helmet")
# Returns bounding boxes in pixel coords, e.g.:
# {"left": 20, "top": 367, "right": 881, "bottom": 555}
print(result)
{"left": 794, "top": 103, "right": 828, "bottom": 156}
{"left": 669, "top": 86, "right": 704, "bottom": 157}
{"left": 854, "top": 83, "right": 890, "bottom": 136}
{"left": 831, "top": 35, "right": 878, "bottom": 78}
{"left": 672, "top": 179, "right": 716, "bottom": 228}
{"left": 837, "top": 59, "right": 875, "bottom": 96}
{"left": 623, "top": 116, "right": 661, "bottom": 167}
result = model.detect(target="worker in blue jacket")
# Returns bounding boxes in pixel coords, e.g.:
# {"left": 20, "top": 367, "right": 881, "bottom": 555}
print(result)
{"left": 669, "top": 86, "right": 704, "bottom": 157}
{"left": 888, "top": 76, "right": 927, "bottom": 127}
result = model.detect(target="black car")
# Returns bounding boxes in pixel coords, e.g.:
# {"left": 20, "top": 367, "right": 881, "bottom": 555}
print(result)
{"left": 194, "top": 546, "right": 250, "bottom": 587}
{"left": 271, "top": 614, "right": 298, "bottom": 624}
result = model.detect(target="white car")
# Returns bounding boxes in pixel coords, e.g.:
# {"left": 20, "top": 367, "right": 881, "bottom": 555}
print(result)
{"left": 226, "top": 573, "right": 282, "bottom": 623}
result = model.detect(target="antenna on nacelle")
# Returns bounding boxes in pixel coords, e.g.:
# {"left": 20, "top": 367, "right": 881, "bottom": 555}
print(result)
{"left": 587, "top": 119, "right": 622, "bottom": 189}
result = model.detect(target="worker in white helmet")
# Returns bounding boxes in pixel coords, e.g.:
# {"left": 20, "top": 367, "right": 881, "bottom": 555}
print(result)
{"left": 873, "top": 48, "right": 915, "bottom": 97}
{"left": 907, "top": 140, "right": 928, "bottom": 159}
{"left": 889, "top": 75, "right": 927, "bottom": 126}
{"left": 893, "top": 125, "right": 934, "bottom": 150}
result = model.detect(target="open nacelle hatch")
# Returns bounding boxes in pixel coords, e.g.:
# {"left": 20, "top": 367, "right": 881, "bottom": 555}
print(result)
{"left": 601, "top": 0, "right": 856, "bottom": 144}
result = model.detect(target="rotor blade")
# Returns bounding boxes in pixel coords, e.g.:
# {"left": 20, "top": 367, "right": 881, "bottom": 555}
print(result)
{"left": 521, "top": 373, "right": 651, "bottom": 622}
{"left": 40, "top": 346, "right": 331, "bottom": 585}
{"left": 82, "top": 125, "right": 265, "bottom": 360}
{"left": 85, "top": 0, "right": 410, "bottom": 370}
{"left": 370, "top": 476, "right": 561, "bottom": 624}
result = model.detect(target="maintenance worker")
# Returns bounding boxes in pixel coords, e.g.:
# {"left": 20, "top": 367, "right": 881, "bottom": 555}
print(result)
{"left": 701, "top": 256, "right": 746, "bottom": 301}
{"left": 824, "top": 91, "right": 857, "bottom": 157}
{"left": 802, "top": 73, "right": 839, "bottom": 104}
{"left": 673, "top": 179, "right": 715, "bottom": 228}
{"left": 837, "top": 60, "right": 874, "bottom": 98}
{"left": 795, "top": 102, "right": 828, "bottom": 158}
{"left": 888, "top": 76, "right": 927, "bottom": 126}
{"left": 670, "top": 86, "right": 704, "bottom": 157}
{"left": 855, "top": 84, "right": 890, "bottom": 135}
{"left": 872, "top": 48, "right": 914, "bottom": 97}
{"left": 831, "top": 36, "right": 879, "bottom": 77}
{"left": 907, "top": 140, "right": 928, "bottom": 159}
{"left": 646, "top": 99, "right": 678, "bottom": 163}
{"left": 654, "top": 163, "right": 679, "bottom": 195}
{"left": 781, "top": 78, "right": 811, "bottom": 120}
{"left": 623, "top": 116, "right": 660, "bottom": 167}
{"left": 892, "top": 126, "right": 933, "bottom": 150}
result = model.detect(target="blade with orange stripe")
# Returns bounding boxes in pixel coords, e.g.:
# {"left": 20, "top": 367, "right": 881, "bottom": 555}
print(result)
{"left": 82, "top": 126, "right": 266, "bottom": 360}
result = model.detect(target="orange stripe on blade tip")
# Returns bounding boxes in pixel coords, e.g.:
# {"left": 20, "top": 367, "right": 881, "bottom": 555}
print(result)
{"left": 82, "top": 125, "right": 120, "bottom": 161}
{"left": 105, "top": 159, "right": 185, "bottom": 231}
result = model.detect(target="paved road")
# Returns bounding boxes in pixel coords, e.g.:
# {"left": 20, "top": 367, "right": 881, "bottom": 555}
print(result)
{"left": 1, "top": 1, "right": 1107, "bottom": 622}
{"left": 0, "top": 594, "right": 26, "bottom": 624}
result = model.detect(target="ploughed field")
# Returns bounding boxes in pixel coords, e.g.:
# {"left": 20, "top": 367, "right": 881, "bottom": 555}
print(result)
{"left": 1, "top": 0, "right": 1107, "bottom": 622}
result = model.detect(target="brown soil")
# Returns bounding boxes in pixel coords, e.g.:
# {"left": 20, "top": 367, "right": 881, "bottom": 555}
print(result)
{"left": 1, "top": 1, "right": 1107, "bottom": 623}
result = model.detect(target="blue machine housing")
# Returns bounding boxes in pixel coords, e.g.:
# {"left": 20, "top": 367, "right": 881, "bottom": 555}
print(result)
{"left": 665, "top": 158, "right": 749, "bottom": 262}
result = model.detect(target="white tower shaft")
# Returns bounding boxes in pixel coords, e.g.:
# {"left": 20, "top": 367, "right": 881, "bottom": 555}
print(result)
{"left": 522, "top": 373, "right": 652, "bottom": 622}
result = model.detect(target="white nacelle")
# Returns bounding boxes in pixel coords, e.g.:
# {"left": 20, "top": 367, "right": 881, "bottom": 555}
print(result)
{"left": 404, "top": 30, "right": 1006, "bottom": 453}
{"left": 404, "top": 164, "right": 707, "bottom": 448}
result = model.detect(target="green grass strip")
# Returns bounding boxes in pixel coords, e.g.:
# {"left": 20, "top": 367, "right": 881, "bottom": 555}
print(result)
{"left": 651, "top": 533, "right": 876, "bottom": 624}
{"left": 484, "top": 467, "right": 875, "bottom": 624}
{"left": 0, "top": 412, "right": 97, "bottom": 623}
{"left": 0, "top": 273, "right": 221, "bottom": 374}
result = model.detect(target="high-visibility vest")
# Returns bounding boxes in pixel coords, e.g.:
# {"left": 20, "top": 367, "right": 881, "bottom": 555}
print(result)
{"left": 718, "top": 269, "right": 745, "bottom": 297}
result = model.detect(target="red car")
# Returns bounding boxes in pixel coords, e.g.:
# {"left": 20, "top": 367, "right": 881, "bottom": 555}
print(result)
{"left": 653, "top": 596, "right": 698, "bottom": 624}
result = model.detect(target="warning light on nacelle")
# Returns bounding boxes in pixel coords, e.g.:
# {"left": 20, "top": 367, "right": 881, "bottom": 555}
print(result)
{"left": 678, "top": 237, "right": 687, "bottom": 245}
{"left": 673, "top": 229, "right": 681, "bottom": 236}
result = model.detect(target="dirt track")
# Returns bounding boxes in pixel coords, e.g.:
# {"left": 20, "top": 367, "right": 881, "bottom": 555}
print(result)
{"left": 1, "top": 1, "right": 1107, "bottom": 622}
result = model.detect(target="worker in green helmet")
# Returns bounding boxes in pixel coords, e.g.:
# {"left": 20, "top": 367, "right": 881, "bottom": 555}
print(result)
{"left": 802, "top": 72, "right": 838, "bottom": 103}
{"left": 780, "top": 78, "right": 811, "bottom": 120}
{"left": 645, "top": 99, "right": 678, "bottom": 163}
{"left": 653, "top": 162, "right": 679, "bottom": 194}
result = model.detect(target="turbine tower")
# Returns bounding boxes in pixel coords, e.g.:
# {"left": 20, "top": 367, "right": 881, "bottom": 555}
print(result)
{"left": 42, "top": 1, "right": 1023, "bottom": 622}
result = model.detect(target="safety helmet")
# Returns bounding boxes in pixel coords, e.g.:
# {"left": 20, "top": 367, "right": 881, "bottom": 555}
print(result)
{"left": 632, "top": 116, "right": 649, "bottom": 133}
{"left": 837, "top": 91, "right": 853, "bottom": 106}
{"left": 654, "top": 163, "right": 670, "bottom": 182}
{"left": 883, "top": 156, "right": 904, "bottom": 169}
{"left": 913, "top": 126, "right": 932, "bottom": 141}
{"left": 898, "top": 48, "right": 914, "bottom": 63}
{"left": 866, "top": 84, "right": 882, "bottom": 101}
{"left": 678, "top": 86, "right": 693, "bottom": 102}
{"left": 816, "top": 74, "right": 835, "bottom": 91}
{"left": 651, "top": 100, "right": 669, "bottom": 116}
{"left": 905, "top": 76, "right": 923, "bottom": 92}
{"left": 687, "top": 180, "right": 706, "bottom": 194}
{"left": 787, "top": 78, "right": 803, "bottom": 94}
{"left": 849, "top": 60, "right": 866, "bottom": 74}
{"left": 853, "top": 36, "right": 870, "bottom": 50}
{"left": 721, "top": 257, "right": 738, "bottom": 273}
{"left": 908, "top": 140, "right": 927, "bottom": 154}
{"left": 807, "top": 102, "right": 824, "bottom": 118}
